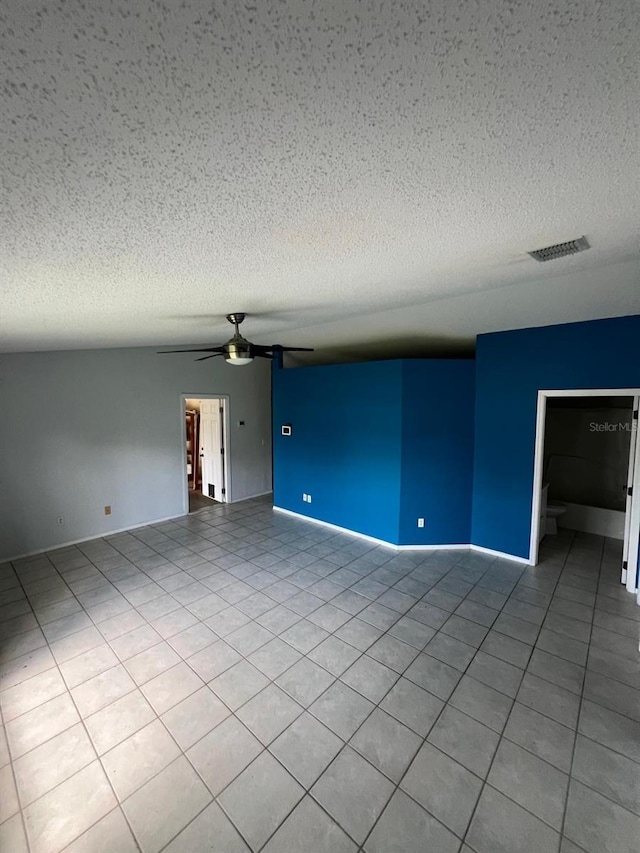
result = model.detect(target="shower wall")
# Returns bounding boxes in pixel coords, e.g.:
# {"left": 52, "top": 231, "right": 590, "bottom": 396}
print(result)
{"left": 544, "top": 400, "right": 633, "bottom": 512}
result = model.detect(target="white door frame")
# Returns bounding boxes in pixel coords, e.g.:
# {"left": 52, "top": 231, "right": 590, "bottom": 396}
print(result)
{"left": 622, "top": 395, "right": 640, "bottom": 587}
{"left": 529, "top": 389, "right": 640, "bottom": 599}
{"left": 180, "top": 394, "right": 231, "bottom": 513}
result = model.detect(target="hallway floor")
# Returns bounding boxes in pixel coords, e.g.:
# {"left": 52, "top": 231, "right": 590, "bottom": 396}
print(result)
{"left": 188, "top": 490, "right": 219, "bottom": 513}
{"left": 1, "top": 498, "right": 638, "bottom": 853}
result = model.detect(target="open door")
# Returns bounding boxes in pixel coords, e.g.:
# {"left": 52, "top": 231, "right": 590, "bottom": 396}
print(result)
{"left": 200, "top": 399, "right": 226, "bottom": 502}
{"left": 622, "top": 397, "right": 639, "bottom": 592}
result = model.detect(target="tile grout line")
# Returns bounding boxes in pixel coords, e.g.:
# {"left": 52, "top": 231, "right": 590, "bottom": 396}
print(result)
{"left": 3, "top": 511, "right": 637, "bottom": 853}
{"left": 1, "top": 553, "right": 114, "bottom": 853}
{"left": 30, "top": 568, "right": 146, "bottom": 852}
{"left": 558, "top": 536, "right": 602, "bottom": 849}
{"left": 355, "top": 559, "right": 531, "bottom": 850}
{"left": 0, "top": 698, "right": 31, "bottom": 853}
{"left": 5, "top": 553, "right": 637, "bottom": 745}
{"left": 458, "top": 530, "right": 577, "bottom": 851}
{"left": 146, "top": 510, "right": 402, "bottom": 850}
{"left": 2, "top": 507, "right": 271, "bottom": 851}
{"left": 158, "top": 545, "right": 503, "bottom": 850}
{"left": 4, "top": 549, "right": 211, "bottom": 852}
{"left": 4, "top": 502, "right": 391, "bottom": 852}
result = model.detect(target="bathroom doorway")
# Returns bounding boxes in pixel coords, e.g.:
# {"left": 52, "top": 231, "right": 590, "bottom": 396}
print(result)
{"left": 530, "top": 389, "right": 640, "bottom": 599}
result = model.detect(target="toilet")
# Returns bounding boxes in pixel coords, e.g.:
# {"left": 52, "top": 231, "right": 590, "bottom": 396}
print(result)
{"left": 546, "top": 501, "right": 567, "bottom": 535}
{"left": 540, "top": 483, "right": 567, "bottom": 537}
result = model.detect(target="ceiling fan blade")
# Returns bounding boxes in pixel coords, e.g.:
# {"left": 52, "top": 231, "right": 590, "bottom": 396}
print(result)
{"left": 250, "top": 344, "right": 314, "bottom": 353}
{"left": 195, "top": 353, "right": 225, "bottom": 361}
{"left": 251, "top": 351, "right": 273, "bottom": 359}
{"left": 271, "top": 345, "right": 315, "bottom": 352}
{"left": 157, "top": 347, "right": 225, "bottom": 354}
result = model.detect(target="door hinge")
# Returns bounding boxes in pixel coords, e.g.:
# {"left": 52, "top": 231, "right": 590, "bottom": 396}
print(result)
{"left": 628, "top": 486, "right": 633, "bottom": 497}
{"left": 633, "top": 410, "right": 638, "bottom": 420}
{"left": 221, "top": 488, "right": 226, "bottom": 496}
{"left": 219, "top": 406, "right": 224, "bottom": 414}
{"left": 220, "top": 447, "right": 225, "bottom": 455}
{"left": 622, "top": 560, "right": 628, "bottom": 571}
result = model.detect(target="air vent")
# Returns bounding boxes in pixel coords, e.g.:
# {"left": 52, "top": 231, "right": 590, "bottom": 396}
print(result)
{"left": 528, "top": 236, "right": 589, "bottom": 262}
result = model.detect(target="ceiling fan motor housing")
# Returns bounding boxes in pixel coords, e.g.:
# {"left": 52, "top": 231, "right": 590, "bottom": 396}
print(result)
{"left": 225, "top": 338, "right": 252, "bottom": 358}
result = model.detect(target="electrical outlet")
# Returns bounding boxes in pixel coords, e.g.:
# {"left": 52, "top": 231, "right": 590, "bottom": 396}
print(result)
{"left": 56, "top": 516, "right": 64, "bottom": 526}
{"left": 104, "top": 506, "right": 112, "bottom": 516}
{"left": 307, "top": 494, "right": 312, "bottom": 503}
{"left": 417, "top": 517, "right": 425, "bottom": 528}
{"left": 302, "top": 493, "right": 308, "bottom": 502}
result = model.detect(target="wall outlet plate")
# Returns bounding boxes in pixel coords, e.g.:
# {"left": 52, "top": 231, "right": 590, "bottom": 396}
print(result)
{"left": 281, "top": 424, "right": 292, "bottom": 436}
{"left": 104, "top": 506, "right": 112, "bottom": 516}
{"left": 417, "top": 517, "right": 425, "bottom": 528}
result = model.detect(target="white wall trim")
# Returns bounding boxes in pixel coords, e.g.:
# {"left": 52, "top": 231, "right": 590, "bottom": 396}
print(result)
{"left": 9, "top": 494, "right": 276, "bottom": 562}
{"left": 470, "top": 543, "right": 532, "bottom": 565}
{"left": 627, "top": 404, "right": 640, "bottom": 594}
{"left": 4, "top": 513, "right": 188, "bottom": 563}
{"left": 273, "top": 507, "right": 400, "bottom": 549}
{"left": 533, "top": 389, "right": 640, "bottom": 397}
{"left": 233, "top": 491, "right": 273, "bottom": 503}
{"left": 529, "top": 390, "right": 548, "bottom": 564}
{"left": 529, "top": 387, "right": 640, "bottom": 569}
{"left": 397, "top": 544, "right": 471, "bottom": 552}
{"left": 273, "top": 507, "right": 532, "bottom": 563}
{"left": 8, "top": 503, "right": 534, "bottom": 567}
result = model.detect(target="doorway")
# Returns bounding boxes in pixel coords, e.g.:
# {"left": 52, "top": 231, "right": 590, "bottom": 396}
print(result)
{"left": 182, "top": 395, "right": 229, "bottom": 513}
{"left": 530, "top": 389, "right": 640, "bottom": 601}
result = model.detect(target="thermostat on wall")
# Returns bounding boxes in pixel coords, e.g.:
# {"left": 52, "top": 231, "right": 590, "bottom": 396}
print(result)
{"left": 281, "top": 424, "right": 292, "bottom": 436}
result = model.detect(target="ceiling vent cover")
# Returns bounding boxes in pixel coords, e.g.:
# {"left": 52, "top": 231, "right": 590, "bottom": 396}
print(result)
{"left": 528, "top": 236, "right": 589, "bottom": 262}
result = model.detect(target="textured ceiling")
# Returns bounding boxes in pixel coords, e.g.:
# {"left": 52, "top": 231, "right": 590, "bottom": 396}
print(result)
{"left": 1, "top": 0, "right": 639, "bottom": 358}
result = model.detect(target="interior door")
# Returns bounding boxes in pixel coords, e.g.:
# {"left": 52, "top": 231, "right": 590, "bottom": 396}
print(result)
{"left": 622, "top": 396, "right": 639, "bottom": 589}
{"left": 200, "top": 399, "right": 225, "bottom": 501}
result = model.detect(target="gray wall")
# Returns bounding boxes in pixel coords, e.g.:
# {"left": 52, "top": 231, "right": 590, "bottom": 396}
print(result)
{"left": 0, "top": 347, "right": 272, "bottom": 560}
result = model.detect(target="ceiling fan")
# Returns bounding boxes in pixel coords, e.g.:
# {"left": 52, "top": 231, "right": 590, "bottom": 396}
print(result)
{"left": 158, "top": 313, "right": 314, "bottom": 366}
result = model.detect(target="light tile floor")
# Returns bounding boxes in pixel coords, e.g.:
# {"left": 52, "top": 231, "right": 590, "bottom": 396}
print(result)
{"left": 1, "top": 497, "right": 639, "bottom": 853}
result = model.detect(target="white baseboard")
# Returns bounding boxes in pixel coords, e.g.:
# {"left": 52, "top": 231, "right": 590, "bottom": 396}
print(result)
{"left": 3, "top": 513, "right": 188, "bottom": 564}
{"left": 469, "top": 544, "right": 532, "bottom": 565}
{"left": 273, "top": 507, "right": 399, "bottom": 550}
{"left": 232, "top": 491, "right": 273, "bottom": 503}
{"left": 272, "top": 507, "right": 531, "bottom": 564}
{"left": 397, "top": 543, "right": 470, "bottom": 551}
{"left": 6, "top": 503, "right": 533, "bottom": 568}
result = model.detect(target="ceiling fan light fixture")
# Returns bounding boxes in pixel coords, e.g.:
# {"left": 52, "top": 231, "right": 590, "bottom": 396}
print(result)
{"left": 226, "top": 355, "right": 254, "bottom": 365}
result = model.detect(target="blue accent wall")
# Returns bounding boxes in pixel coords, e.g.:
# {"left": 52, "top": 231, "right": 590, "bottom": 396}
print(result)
{"left": 471, "top": 316, "right": 640, "bottom": 559}
{"left": 272, "top": 360, "right": 403, "bottom": 543}
{"left": 273, "top": 358, "right": 475, "bottom": 546}
{"left": 399, "top": 360, "right": 475, "bottom": 545}
{"left": 274, "top": 316, "right": 639, "bottom": 557}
